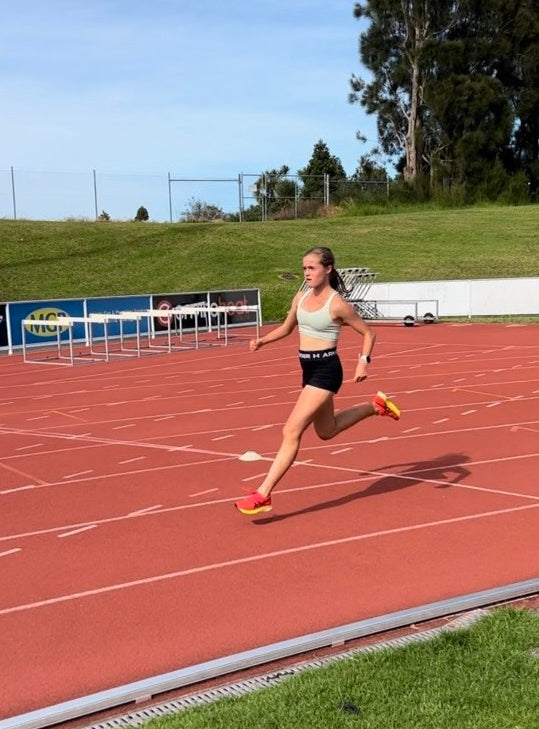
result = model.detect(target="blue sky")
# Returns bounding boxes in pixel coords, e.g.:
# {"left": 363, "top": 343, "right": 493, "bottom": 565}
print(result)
{"left": 1, "top": 0, "right": 379, "bottom": 220}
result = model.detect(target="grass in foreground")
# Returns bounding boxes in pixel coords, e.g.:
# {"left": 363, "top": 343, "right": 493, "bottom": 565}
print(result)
{"left": 147, "top": 608, "right": 539, "bottom": 729}
{"left": 1, "top": 204, "right": 538, "bottom": 321}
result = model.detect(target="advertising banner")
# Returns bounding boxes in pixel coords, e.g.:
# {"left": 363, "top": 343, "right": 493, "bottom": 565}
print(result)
{"left": 86, "top": 295, "right": 151, "bottom": 339}
{"left": 208, "top": 289, "right": 260, "bottom": 327}
{"left": 151, "top": 292, "right": 209, "bottom": 333}
{"left": 10, "top": 299, "right": 85, "bottom": 348}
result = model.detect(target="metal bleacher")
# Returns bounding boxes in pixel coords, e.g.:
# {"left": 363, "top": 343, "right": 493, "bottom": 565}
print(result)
{"left": 299, "top": 267, "right": 438, "bottom": 326}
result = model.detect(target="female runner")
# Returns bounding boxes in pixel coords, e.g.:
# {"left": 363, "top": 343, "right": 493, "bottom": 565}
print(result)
{"left": 235, "top": 246, "right": 400, "bottom": 516}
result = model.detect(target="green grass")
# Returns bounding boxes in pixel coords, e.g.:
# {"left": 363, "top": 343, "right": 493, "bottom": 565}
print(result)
{"left": 1, "top": 204, "right": 538, "bottom": 321}
{"left": 146, "top": 608, "right": 539, "bottom": 729}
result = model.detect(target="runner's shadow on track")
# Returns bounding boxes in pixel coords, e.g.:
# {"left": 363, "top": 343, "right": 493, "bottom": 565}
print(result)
{"left": 252, "top": 453, "right": 472, "bottom": 525}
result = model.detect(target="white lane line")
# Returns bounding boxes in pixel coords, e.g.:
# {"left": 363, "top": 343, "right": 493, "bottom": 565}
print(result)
{"left": 4, "top": 502, "right": 539, "bottom": 616}
{"left": 403, "top": 428, "right": 420, "bottom": 433}
{"left": 212, "top": 434, "right": 235, "bottom": 441}
{"left": 189, "top": 488, "right": 218, "bottom": 498}
{"left": 4, "top": 451, "right": 539, "bottom": 544}
{"left": 0, "top": 402, "right": 14, "bottom": 406}
{"left": 128, "top": 505, "right": 162, "bottom": 516}
{"left": 0, "top": 548, "right": 21, "bottom": 557}
{"left": 242, "top": 472, "right": 267, "bottom": 482}
{"left": 433, "top": 418, "right": 449, "bottom": 424}
{"left": 461, "top": 410, "right": 477, "bottom": 415}
{"left": 367, "top": 437, "right": 389, "bottom": 443}
{"left": 63, "top": 470, "right": 93, "bottom": 479}
{"left": 34, "top": 395, "right": 53, "bottom": 400}
{"left": 27, "top": 416, "right": 48, "bottom": 421}
{"left": 453, "top": 378, "right": 465, "bottom": 382}
{"left": 475, "top": 374, "right": 486, "bottom": 378}
{"left": 106, "top": 401, "right": 128, "bottom": 407}
{"left": 209, "top": 384, "right": 223, "bottom": 388}
{"left": 112, "top": 424, "right": 136, "bottom": 430}
{"left": 259, "top": 395, "right": 276, "bottom": 400}
{"left": 227, "top": 401, "right": 245, "bottom": 406}
{"left": 154, "top": 416, "right": 175, "bottom": 421}
{"left": 57, "top": 525, "right": 97, "bottom": 538}
{"left": 15, "top": 443, "right": 44, "bottom": 451}
{"left": 486, "top": 402, "right": 501, "bottom": 408}
{"left": 70, "top": 408, "right": 90, "bottom": 413}
{"left": 119, "top": 456, "right": 146, "bottom": 465}
{"left": 142, "top": 395, "right": 162, "bottom": 400}
{"left": 252, "top": 425, "right": 273, "bottom": 431}
{"left": 331, "top": 447, "right": 352, "bottom": 455}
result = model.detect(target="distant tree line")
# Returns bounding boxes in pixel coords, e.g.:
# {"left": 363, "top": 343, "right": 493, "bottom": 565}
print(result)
{"left": 349, "top": 0, "right": 538, "bottom": 201}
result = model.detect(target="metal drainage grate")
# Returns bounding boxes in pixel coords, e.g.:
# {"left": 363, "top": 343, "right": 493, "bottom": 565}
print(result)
{"left": 84, "top": 609, "right": 488, "bottom": 729}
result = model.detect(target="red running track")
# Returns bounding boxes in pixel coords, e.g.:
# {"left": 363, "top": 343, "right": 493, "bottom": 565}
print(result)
{"left": 0, "top": 323, "right": 538, "bottom": 718}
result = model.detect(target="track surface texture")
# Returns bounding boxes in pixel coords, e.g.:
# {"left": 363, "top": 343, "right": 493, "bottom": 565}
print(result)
{"left": 0, "top": 323, "right": 538, "bottom": 717}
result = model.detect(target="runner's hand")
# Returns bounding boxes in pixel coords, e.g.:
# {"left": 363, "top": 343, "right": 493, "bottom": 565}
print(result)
{"left": 352, "top": 360, "right": 368, "bottom": 382}
{"left": 250, "top": 338, "right": 263, "bottom": 351}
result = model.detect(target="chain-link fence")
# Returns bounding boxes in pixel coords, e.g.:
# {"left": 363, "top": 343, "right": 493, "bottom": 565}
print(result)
{"left": 0, "top": 168, "right": 391, "bottom": 223}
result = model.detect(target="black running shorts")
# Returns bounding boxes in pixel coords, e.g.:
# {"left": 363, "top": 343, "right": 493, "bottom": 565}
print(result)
{"left": 298, "top": 348, "right": 343, "bottom": 394}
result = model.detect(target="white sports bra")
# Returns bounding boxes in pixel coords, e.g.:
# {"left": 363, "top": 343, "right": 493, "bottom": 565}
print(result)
{"left": 297, "top": 290, "right": 341, "bottom": 342}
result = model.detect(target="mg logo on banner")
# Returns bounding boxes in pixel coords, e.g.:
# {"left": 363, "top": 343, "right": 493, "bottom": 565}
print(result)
{"left": 23, "top": 308, "right": 70, "bottom": 336}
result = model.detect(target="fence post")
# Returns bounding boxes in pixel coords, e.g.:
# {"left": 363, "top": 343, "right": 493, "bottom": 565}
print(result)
{"left": 238, "top": 173, "right": 243, "bottom": 222}
{"left": 168, "top": 172, "right": 172, "bottom": 223}
{"left": 93, "top": 169, "right": 98, "bottom": 220}
{"left": 10, "top": 166, "right": 17, "bottom": 220}
{"left": 324, "top": 174, "right": 329, "bottom": 206}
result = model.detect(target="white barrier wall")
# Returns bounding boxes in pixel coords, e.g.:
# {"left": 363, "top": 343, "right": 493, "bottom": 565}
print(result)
{"left": 369, "top": 277, "right": 539, "bottom": 317}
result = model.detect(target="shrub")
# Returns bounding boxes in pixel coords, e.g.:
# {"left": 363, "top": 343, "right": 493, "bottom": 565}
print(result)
{"left": 134, "top": 205, "right": 149, "bottom": 221}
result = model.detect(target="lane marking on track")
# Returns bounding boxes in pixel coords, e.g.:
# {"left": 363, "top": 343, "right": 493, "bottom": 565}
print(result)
{"left": 453, "top": 386, "right": 513, "bottom": 400}
{"left": 510, "top": 426, "right": 539, "bottom": 434}
{"left": 3, "top": 501, "right": 539, "bottom": 616}
{"left": 3, "top": 381, "right": 538, "bottom": 425}
{"left": 433, "top": 419, "right": 449, "bottom": 424}
{"left": 46, "top": 409, "right": 86, "bottom": 422}
{"left": 63, "top": 470, "right": 93, "bottom": 479}
{"left": 242, "top": 472, "right": 267, "bottom": 482}
{"left": 403, "top": 428, "right": 420, "bottom": 433}
{"left": 112, "top": 424, "right": 136, "bottom": 430}
{"left": 57, "top": 525, "right": 97, "bottom": 539}
{"left": 119, "top": 456, "right": 146, "bottom": 465}
{"left": 0, "top": 461, "right": 48, "bottom": 485}
{"left": 3, "top": 452, "right": 539, "bottom": 544}
{"left": 461, "top": 410, "right": 477, "bottom": 415}
{"left": 15, "top": 443, "right": 44, "bottom": 451}
{"left": 154, "top": 416, "right": 174, "bottom": 421}
{"left": 212, "top": 435, "right": 234, "bottom": 441}
{"left": 331, "top": 448, "right": 352, "bottom": 455}
{"left": 252, "top": 425, "right": 273, "bottom": 431}
{"left": 189, "top": 489, "right": 218, "bottom": 498}
{"left": 128, "top": 505, "right": 162, "bottom": 516}
{"left": 0, "top": 548, "right": 21, "bottom": 558}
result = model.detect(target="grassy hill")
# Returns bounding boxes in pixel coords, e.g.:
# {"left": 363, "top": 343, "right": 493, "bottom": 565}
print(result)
{"left": 1, "top": 204, "right": 538, "bottom": 321}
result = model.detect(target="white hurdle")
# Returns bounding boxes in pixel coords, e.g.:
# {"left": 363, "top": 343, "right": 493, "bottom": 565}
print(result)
{"left": 21, "top": 304, "right": 261, "bottom": 365}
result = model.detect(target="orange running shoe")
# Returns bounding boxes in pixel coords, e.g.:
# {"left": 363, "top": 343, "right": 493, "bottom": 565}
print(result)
{"left": 373, "top": 391, "right": 401, "bottom": 420}
{"left": 235, "top": 490, "right": 272, "bottom": 515}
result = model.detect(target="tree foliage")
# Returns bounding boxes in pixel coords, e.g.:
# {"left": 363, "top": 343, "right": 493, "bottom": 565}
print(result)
{"left": 350, "top": 0, "right": 539, "bottom": 197}
{"left": 298, "top": 140, "right": 346, "bottom": 199}
{"left": 134, "top": 205, "right": 149, "bottom": 221}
